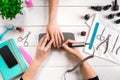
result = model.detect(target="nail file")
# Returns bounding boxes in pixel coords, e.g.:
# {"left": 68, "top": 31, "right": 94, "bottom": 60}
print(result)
{"left": 89, "top": 22, "right": 99, "bottom": 49}
{"left": 39, "top": 33, "right": 75, "bottom": 48}
{"left": 19, "top": 46, "right": 32, "bottom": 64}
{"left": 25, "top": 0, "right": 33, "bottom": 7}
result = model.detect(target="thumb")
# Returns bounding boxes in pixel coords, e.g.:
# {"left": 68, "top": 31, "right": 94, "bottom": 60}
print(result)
{"left": 63, "top": 43, "right": 72, "bottom": 52}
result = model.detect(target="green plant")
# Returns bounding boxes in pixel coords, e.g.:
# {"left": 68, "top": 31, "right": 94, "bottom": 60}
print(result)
{"left": 0, "top": 0, "right": 23, "bottom": 20}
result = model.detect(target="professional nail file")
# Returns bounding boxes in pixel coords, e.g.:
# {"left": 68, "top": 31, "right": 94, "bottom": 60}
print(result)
{"left": 89, "top": 22, "right": 99, "bottom": 49}
{"left": 39, "top": 32, "right": 75, "bottom": 48}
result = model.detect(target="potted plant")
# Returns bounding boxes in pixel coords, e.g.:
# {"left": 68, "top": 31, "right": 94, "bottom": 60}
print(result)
{"left": 0, "top": 0, "right": 23, "bottom": 24}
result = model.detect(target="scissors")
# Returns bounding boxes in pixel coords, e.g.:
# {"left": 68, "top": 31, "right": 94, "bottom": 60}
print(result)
{"left": 96, "top": 34, "right": 111, "bottom": 54}
{"left": 18, "top": 32, "right": 31, "bottom": 47}
{"left": 97, "top": 27, "right": 106, "bottom": 41}
{"left": 0, "top": 25, "right": 14, "bottom": 40}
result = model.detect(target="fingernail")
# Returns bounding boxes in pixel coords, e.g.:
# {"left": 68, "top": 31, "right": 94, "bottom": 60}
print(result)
{"left": 54, "top": 45, "right": 56, "bottom": 48}
{"left": 62, "top": 44, "right": 64, "bottom": 47}
{"left": 46, "top": 33, "right": 48, "bottom": 37}
{"left": 52, "top": 38, "right": 54, "bottom": 41}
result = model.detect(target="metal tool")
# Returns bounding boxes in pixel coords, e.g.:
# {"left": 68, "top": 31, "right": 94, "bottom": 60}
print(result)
{"left": 96, "top": 34, "right": 111, "bottom": 54}
{"left": 111, "top": 35, "right": 119, "bottom": 52}
{"left": 116, "top": 46, "right": 120, "bottom": 55}
{"left": 97, "top": 27, "right": 105, "bottom": 41}
{"left": 0, "top": 25, "right": 14, "bottom": 40}
{"left": 18, "top": 32, "right": 31, "bottom": 47}
{"left": 68, "top": 42, "right": 89, "bottom": 47}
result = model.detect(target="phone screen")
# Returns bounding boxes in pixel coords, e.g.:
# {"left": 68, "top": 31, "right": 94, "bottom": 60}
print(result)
{"left": 0, "top": 45, "right": 18, "bottom": 68}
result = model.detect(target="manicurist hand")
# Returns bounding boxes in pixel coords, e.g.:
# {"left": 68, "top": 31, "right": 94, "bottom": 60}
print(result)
{"left": 22, "top": 34, "right": 53, "bottom": 80}
{"left": 46, "top": 21, "right": 64, "bottom": 49}
{"left": 63, "top": 39, "right": 84, "bottom": 61}
{"left": 35, "top": 34, "right": 54, "bottom": 62}
{"left": 63, "top": 40, "right": 98, "bottom": 80}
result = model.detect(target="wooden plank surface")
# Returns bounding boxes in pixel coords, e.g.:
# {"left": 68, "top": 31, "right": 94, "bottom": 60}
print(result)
{"left": 22, "top": 0, "right": 120, "bottom": 6}
{"left": 34, "top": 66, "right": 120, "bottom": 80}
{"left": 0, "top": 0, "right": 120, "bottom": 80}
{"left": 0, "top": 7, "right": 120, "bottom": 26}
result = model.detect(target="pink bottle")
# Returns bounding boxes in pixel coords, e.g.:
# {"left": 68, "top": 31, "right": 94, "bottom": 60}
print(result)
{"left": 25, "top": 0, "right": 33, "bottom": 7}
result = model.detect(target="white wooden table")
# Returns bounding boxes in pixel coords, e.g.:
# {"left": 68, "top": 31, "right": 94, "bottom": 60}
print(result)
{"left": 0, "top": 0, "right": 120, "bottom": 80}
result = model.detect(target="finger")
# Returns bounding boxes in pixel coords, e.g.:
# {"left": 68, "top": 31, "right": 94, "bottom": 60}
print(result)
{"left": 63, "top": 42, "right": 72, "bottom": 52}
{"left": 64, "top": 39, "right": 76, "bottom": 45}
{"left": 51, "top": 34, "right": 54, "bottom": 41}
{"left": 47, "top": 39, "right": 54, "bottom": 49}
{"left": 50, "top": 35, "right": 55, "bottom": 47}
{"left": 39, "top": 35, "right": 46, "bottom": 46}
{"left": 57, "top": 33, "right": 61, "bottom": 48}
{"left": 52, "top": 35, "right": 56, "bottom": 48}
{"left": 53, "top": 35, "right": 56, "bottom": 47}
{"left": 53, "top": 41, "right": 56, "bottom": 48}
{"left": 46, "top": 33, "right": 50, "bottom": 41}
{"left": 55, "top": 34, "right": 59, "bottom": 48}
{"left": 47, "top": 33, "right": 50, "bottom": 41}
{"left": 41, "top": 34, "right": 49, "bottom": 47}
{"left": 45, "top": 38, "right": 54, "bottom": 50}
{"left": 60, "top": 32, "right": 64, "bottom": 41}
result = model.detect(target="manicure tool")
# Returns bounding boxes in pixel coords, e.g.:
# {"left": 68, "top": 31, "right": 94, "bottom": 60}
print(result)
{"left": 68, "top": 42, "right": 89, "bottom": 47}
{"left": 116, "top": 46, "right": 120, "bottom": 55}
{"left": 111, "top": 35, "right": 119, "bottom": 52}
{"left": 0, "top": 25, "right": 14, "bottom": 40}
{"left": 18, "top": 32, "right": 31, "bottom": 47}
{"left": 19, "top": 46, "right": 32, "bottom": 64}
{"left": 96, "top": 34, "right": 111, "bottom": 54}
{"left": 97, "top": 27, "right": 105, "bottom": 41}
{"left": 89, "top": 22, "right": 99, "bottom": 49}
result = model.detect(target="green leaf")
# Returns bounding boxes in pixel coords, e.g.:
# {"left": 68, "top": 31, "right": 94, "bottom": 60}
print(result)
{"left": 0, "top": 0, "right": 23, "bottom": 20}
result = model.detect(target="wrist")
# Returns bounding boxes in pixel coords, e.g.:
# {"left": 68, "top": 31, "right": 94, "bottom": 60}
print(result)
{"left": 48, "top": 18, "right": 57, "bottom": 24}
{"left": 76, "top": 54, "right": 84, "bottom": 61}
{"left": 33, "top": 59, "right": 43, "bottom": 66}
